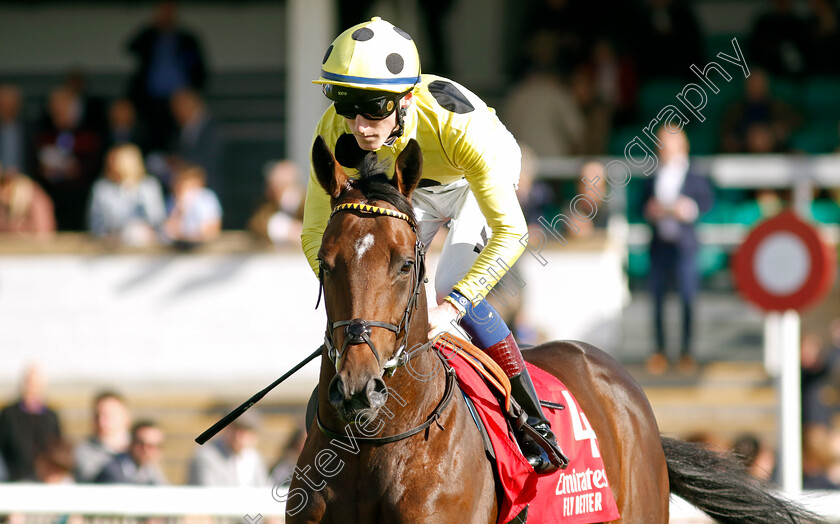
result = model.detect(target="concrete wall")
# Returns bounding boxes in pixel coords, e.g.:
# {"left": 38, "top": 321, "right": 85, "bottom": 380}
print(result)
{"left": 0, "top": 241, "right": 626, "bottom": 393}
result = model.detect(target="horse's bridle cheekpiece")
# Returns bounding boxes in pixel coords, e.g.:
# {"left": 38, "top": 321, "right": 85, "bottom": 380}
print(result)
{"left": 320, "top": 202, "right": 426, "bottom": 376}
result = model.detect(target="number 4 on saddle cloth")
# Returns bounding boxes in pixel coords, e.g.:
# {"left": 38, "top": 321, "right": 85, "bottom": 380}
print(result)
{"left": 436, "top": 334, "right": 621, "bottom": 524}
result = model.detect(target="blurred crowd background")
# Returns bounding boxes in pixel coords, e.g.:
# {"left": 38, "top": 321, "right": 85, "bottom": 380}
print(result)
{"left": 1, "top": 0, "right": 840, "bottom": 519}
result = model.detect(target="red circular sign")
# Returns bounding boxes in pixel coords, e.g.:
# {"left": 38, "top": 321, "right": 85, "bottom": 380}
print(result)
{"left": 733, "top": 210, "right": 836, "bottom": 312}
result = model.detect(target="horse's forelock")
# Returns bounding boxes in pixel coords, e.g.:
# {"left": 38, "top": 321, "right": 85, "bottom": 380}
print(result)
{"left": 334, "top": 156, "right": 415, "bottom": 222}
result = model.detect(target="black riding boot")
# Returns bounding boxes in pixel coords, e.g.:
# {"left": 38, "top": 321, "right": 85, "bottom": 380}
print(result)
{"left": 510, "top": 368, "right": 569, "bottom": 473}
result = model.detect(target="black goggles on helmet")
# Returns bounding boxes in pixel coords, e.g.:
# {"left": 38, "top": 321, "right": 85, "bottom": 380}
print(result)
{"left": 323, "top": 85, "right": 406, "bottom": 120}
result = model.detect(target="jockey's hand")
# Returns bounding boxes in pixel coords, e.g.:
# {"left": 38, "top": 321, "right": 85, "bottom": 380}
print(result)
{"left": 427, "top": 300, "right": 462, "bottom": 338}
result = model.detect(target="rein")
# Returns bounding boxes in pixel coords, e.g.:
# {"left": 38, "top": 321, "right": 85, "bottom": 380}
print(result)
{"left": 316, "top": 350, "right": 458, "bottom": 444}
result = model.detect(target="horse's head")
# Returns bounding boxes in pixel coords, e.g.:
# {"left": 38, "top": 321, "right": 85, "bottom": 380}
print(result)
{"left": 312, "top": 135, "right": 425, "bottom": 423}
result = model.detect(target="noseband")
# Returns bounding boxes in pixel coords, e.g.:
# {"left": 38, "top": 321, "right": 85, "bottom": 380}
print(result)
{"left": 319, "top": 202, "right": 427, "bottom": 376}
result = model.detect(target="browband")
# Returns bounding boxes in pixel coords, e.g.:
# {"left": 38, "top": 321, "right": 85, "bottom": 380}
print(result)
{"left": 331, "top": 202, "right": 416, "bottom": 229}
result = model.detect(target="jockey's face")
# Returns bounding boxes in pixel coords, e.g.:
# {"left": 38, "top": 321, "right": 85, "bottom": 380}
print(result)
{"left": 345, "top": 93, "right": 412, "bottom": 151}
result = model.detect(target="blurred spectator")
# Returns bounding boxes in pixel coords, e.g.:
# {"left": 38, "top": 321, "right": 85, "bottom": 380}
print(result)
{"left": 642, "top": 128, "right": 713, "bottom": 375}
{"left": 803, "top": 424, "right": 839, "bottom": 489}
{"left": 637, "top": 0, "right": 704, "bottom": 80}
{"left": 95, "top": 420, "right": 166, "bottom": 485}
{"left": 188, "top": 410, "right": 269, "bottom": 487}
{"left": 88, "top": 143, "right": 165, "bottom": 245}
{"left": 568, "top": 68, "right": 611, "bottom": 155}
{"left": 683, "top": 431, "right": 728, "bottom": 453}
{"left": 126, "top": 0, "right": 207, "bottom": 151}
{"left": 748, "top": 0, "right": 810, "bottom": 78}
{"left": 732, "top": 433, "right": 777, "bottom": 483}
{"left": 74, "top": 391, "right": 132, "bottom": 483}
{"left": 501, "top": 31, "right": 584, "bottom": 157}
{"left": 0, "top": 164, "right": 56, "bottom": 236}
{"left": 807, "top": 0, "right": 840, "bottom": 76}
{"left": 515, "top": 144, "right": 555, "bottom": 226}
{"left": 170, "top": 88, "right": 224, "bottom": 194}
{"left": 801, "top": 329, "right": 840, "bottom": 428}
{"left": 35, "top": 438, "right": 76, "bottom": 485}
{"left": 0, "top": 84, "right": 30, "bottom": 174}
{"left": 514, "top": 0, "right": 589, "bottom": 77}
{"left": 106, "top": 98, "right": 150, "bottom": 153}
{"left": 163, "top": 164, "right": 222, "bottom": 246}
{"left": 720, "top": 69, "right": 804, "bottom": 153}
{"left": 34, "top": 85, "right": 103, "bottom": 231}
{"left": 61, "top": 68, "right": 108, "bottom": 136}
{"left": 573, "top": 160, "right": 610, "bottom": 237}
{"left": 248, "top": 160, "right": 304, "bottom": 246}
{"left": 0, "top": 364, "right": 62, "bottom": 482}
{"left": 270, "top": 428, "right": 306, "bottom": 486}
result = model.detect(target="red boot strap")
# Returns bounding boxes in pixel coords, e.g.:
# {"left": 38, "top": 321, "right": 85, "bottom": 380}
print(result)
{"left": 483, "top": 333, "right": 527, "bottom": 378}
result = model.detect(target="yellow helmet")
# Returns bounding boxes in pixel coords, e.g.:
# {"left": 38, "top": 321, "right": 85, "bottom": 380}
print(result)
{"left": 314, "top": 17, "right": 421, "bottom": 94}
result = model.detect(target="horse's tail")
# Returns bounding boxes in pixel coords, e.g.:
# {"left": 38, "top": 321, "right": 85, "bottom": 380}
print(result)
{"left": 661, "top": 436, "right": 823, "bottom": 523}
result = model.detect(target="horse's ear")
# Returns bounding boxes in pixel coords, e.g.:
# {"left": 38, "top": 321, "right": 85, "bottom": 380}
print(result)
{"left": 393, "top": 139, "right": 423, "bottom": 197}
{"left": 312, "top": 135, "right": 348, "bottom": 198}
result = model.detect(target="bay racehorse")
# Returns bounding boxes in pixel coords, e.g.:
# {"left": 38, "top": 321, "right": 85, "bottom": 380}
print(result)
{"left": 286, "top": 136, "right": 819, "bottom": 523}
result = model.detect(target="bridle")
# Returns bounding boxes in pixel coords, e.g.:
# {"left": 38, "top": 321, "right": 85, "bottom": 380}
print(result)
{"left": 316, "top": 201, "right": 458, "bottom": 445}
{"left": 319, "top": 202, "right": 428, "bottom": 376}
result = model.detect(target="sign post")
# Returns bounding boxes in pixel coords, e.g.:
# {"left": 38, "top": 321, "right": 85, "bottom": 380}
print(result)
{"left": 733, "top": 210, "right": 836, "bottom": 493}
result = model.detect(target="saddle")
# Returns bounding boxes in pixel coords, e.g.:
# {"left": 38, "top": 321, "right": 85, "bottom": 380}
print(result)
{"left": 434, "top": 333, "right": 567, "bottom": 468}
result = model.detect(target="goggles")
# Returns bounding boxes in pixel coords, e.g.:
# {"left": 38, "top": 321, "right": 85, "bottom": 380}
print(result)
{"left": 323, "top": 85, "right": 405, "bottom": 120}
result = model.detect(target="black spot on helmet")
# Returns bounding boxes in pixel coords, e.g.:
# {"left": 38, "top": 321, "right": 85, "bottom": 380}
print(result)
{"left": 351, "top": 27, "right": 374, "bottom": 41}
{"left": 386, "top": 53, "right": 404, "bottom": 74}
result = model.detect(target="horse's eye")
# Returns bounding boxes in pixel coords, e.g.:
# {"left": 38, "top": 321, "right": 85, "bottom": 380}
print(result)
{"left": 400, "top": 260, "right": 415, "bottom": 274}
{"left": 318, "top": 259, "right": 331, "bottom": 274}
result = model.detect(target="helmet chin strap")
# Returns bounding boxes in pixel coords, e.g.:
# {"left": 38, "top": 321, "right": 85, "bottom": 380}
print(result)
{"left": 385, "top": 96, "right": 410, "bottom": 145}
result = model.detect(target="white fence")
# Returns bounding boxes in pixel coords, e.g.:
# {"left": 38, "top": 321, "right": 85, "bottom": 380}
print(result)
{"left": 0, "top": 484, "right": 838, "bottom": 523}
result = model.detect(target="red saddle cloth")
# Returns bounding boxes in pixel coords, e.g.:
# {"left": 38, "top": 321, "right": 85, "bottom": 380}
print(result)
{"left": 443, "top": 347, "right": 621, "bottom": 524}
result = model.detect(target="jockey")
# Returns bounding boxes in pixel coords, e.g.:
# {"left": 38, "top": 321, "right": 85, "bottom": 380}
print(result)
{"left": 301, "top": 17, "right": 567, "bottom": 473}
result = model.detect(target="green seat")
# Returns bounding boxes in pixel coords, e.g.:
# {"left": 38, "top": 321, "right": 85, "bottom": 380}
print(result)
{"left": 627, "top": 249, "right": 650, "bottom": 279}
{"left": 803, "top": 77, "right": 840, "bottom": 120}
{"left": 790, "top": 122, "right": 838, "bottom": 154}
{"left": 699, "top": 246, "right": 728, "bottom": 278}
{"left": 608, "top": 126, "right": 642, "bottom": 156}
{"left": 733, "top": 201, "right": 765, "bottom": 226}
{"left": 810, "top": 199, "right": 840, "bottom": 224}
{"left": 625, "top": 178, "right": 648, "bottom": 224}
{"left": 639, "top": 79, "right": 688, "bottom": 121}
{"left": 700, "top": 200, "right": 737, "bottom": 224}
{"left": 768, "top": 77, "right": 801, "bottom": 107}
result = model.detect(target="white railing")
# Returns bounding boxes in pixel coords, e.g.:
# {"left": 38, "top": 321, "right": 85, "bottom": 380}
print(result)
{"left": 0, "top": 485, "right": 838, "bottom": 523}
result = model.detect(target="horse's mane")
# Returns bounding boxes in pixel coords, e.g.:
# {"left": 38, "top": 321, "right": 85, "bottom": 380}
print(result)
{"left": 344, "top": 153, "right": 415, "bottom": 221}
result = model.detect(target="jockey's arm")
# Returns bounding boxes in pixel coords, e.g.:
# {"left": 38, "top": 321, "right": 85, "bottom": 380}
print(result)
{"left": 442, "top": 116, "right": 528, "bottom": 311}
{"left": 301, "top": 164, "right": 331, "bottom": 277}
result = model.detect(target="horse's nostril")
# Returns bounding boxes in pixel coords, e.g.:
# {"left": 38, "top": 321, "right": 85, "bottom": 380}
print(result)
{"left": 328, "top": 375, "right": 348, "bottom": 406}
{"left": 366, "top": 376, "right": 388, "bottom": 409}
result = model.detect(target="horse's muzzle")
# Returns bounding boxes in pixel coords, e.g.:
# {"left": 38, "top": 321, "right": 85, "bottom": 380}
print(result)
{"left": 328, "top": 374, "right": 388, "bottom": 422}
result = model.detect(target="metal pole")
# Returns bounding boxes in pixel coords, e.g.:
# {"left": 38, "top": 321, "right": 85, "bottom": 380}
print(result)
{"left": 779, "top": 309, "right": 802, "bottom": 493}
{"left": 764, "top": 311, "right": 781, "bottom": 377}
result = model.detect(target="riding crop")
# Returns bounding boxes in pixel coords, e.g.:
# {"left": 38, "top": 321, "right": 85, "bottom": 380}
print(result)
{"left": 195, "top": 346, "right": 322, "bottom": 444}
